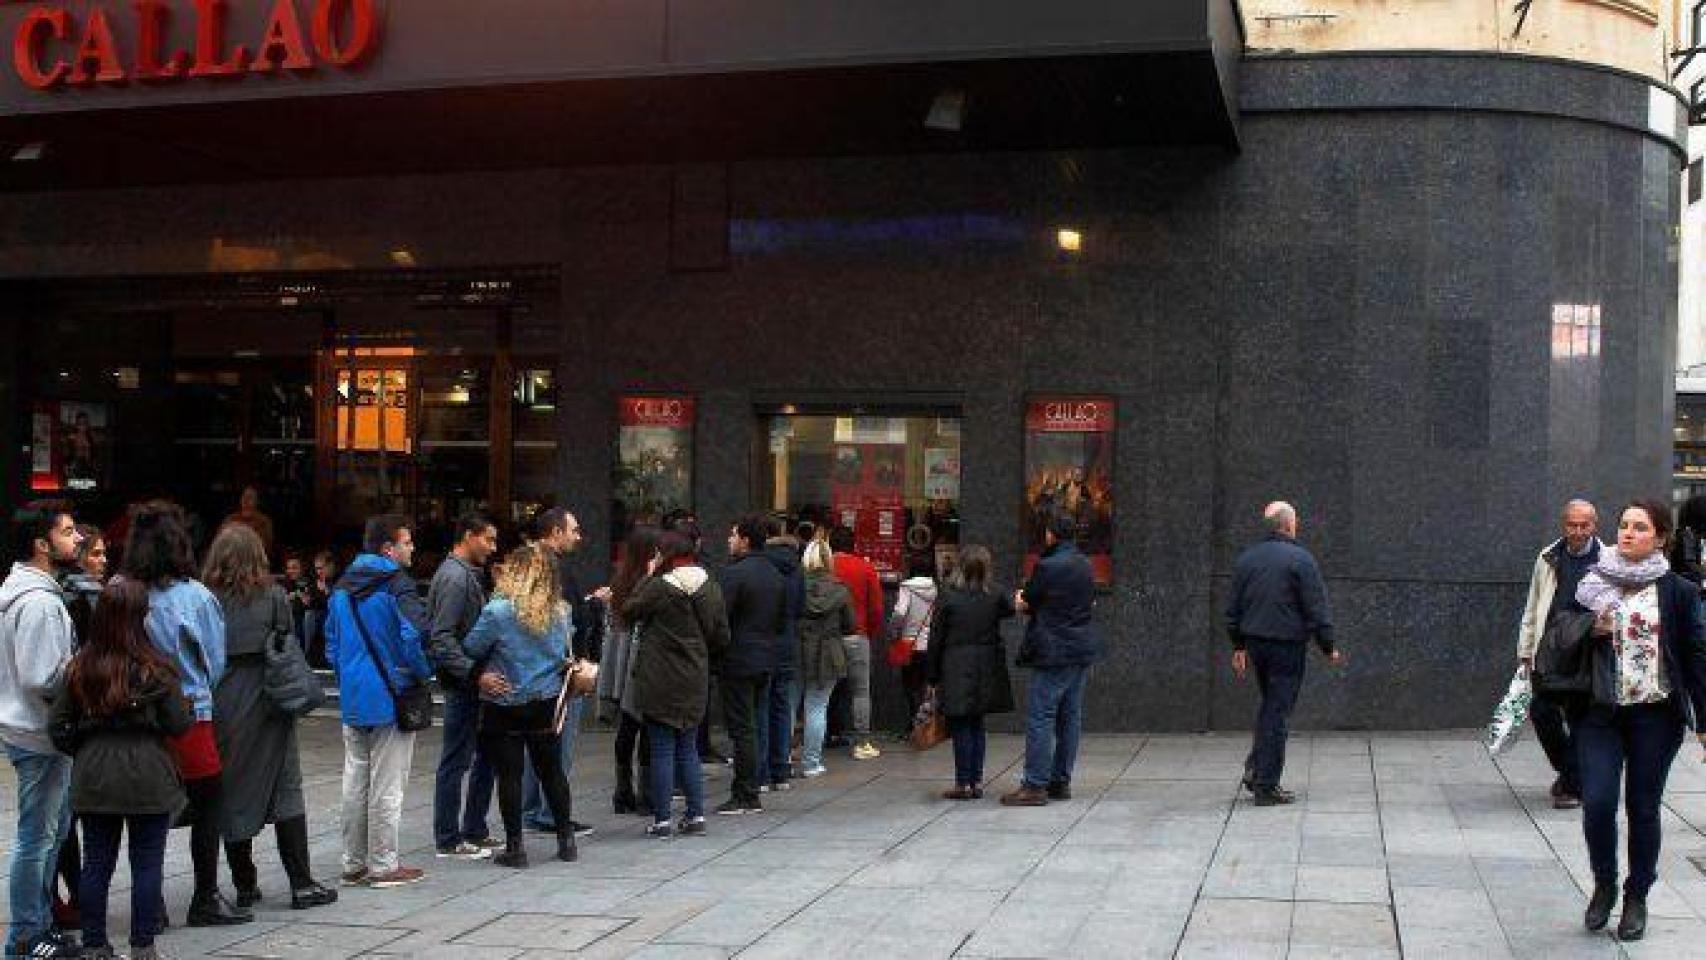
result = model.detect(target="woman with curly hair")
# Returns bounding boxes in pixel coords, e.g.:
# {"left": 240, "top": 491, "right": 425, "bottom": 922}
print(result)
{"left": 460, "top": 543, "right": 578, "bottom": 868}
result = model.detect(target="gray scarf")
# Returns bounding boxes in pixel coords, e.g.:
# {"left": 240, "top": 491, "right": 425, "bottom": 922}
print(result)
{"left": 1576, "top": 549, "right": 1670, "bottom": 616}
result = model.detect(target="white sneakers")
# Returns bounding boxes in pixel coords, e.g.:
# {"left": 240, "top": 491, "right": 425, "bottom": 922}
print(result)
{"left": 851, "top": 741, "right": 882, "bottom": 761}
{"left": 801, "top": 764, "right": 828, "bottom": 778}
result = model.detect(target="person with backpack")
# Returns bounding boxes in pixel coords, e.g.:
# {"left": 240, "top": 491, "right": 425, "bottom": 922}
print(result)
{"left": 48, "top": 578, "right": 193, "bottom": 960}
{"left": 1516, "top": 499, "right": 1605, "bottom": 810}
{"left": 325, "top": 515, "right": 434, "bottom": 890}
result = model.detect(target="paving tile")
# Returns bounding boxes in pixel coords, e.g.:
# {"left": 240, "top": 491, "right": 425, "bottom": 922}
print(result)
{"left": 213, "top": 922, "right": 413, "bottom": 959}
{"left": 1289, "top": 901, "right": 1399, "bottom": 950}
{"left": 1296, "top": 865, "right": 1391, "bottom": 904}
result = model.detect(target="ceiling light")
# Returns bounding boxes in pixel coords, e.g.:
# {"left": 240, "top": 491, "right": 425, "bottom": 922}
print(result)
{"left": 924, "top": 90, "right": 965, "bottom": 132}
{"left": 11, "top": 142, "right": 45, "bottom": 162}
{"left": 1057, "top": 228, "right": 1083, "bottom": 253}
{"left": 390, "top": 249, "right": 416, "bottom": 268}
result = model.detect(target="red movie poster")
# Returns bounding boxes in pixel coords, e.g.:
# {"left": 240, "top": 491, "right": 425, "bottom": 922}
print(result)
{"left": 613, "top": 395, "right": 696, "bottom": 561}
{"left": 1023, "top": 397, "right": 1115, "bottom": 585}
{"left": 830, "top": 442, "right": 906, "bottom": 578}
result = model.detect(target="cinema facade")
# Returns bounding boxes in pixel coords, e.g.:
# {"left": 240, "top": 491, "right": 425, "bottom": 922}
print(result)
{"left": 0, "top": 0, "right": 1684, "bottom": 729}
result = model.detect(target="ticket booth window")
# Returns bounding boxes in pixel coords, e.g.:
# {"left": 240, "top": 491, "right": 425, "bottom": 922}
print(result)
{"left": 758, "top": 411, "right": 961, "bottom": 582}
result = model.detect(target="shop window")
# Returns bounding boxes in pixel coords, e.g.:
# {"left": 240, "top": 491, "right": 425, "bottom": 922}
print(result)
{"left": 613, "top": 396, "right": 696, "bottom": 557}
{"left": 758, "top": 412, "right": 961, "bottom": 581}
{"left": 513, "top": 368, "right": 560, "bottom": 523}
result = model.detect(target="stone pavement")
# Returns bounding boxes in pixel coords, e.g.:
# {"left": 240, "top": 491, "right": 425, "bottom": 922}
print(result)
{"left": 7, "top": 717, "right": 1706, "bottom": 959}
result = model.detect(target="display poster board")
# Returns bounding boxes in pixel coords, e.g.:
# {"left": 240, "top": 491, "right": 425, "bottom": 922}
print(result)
{"left": 1023, "top": 396, "right": 1115, "bottom": 586}
{"left": 614, "top": 396, "right": 696, "bottom": 558}
{"left": 829, "top": 426, "right": 906, "bottom": 577}
{"left": 31, "top": 401, "right": 111, "bottom": 494}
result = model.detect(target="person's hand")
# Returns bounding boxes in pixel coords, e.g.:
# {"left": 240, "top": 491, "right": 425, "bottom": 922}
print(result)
{"left": 590, "top": 586, "right": 612, "bottom": 603}
{"left": 1231, "top": 650, "right": 1248, "bottom": 679}
{"left": 1593, "top": 610, "right": 1615, "bottom": 636}
{"left": 1014, "top": 590, "right": 1030, "bottom": 614}
{"left": 646, "top": 554, "right": 661, "bottom": 576}
{"left": 1328, "top": 649, "right": 1347, "bottom": 668}
{"left": 477, "top": 671, "right": 512, "bottom": 698}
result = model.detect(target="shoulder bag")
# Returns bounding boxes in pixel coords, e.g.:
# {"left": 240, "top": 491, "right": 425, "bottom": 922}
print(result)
{"left": 263, "top": 592, "right": 326, "bottom": 718}
{"left": 346, "top": 597, "right": 434, "bottom": 732}
{"left": 887, "top": 592, "right": 935, "bottom": 668}
{"left": 1532, "top": 607, "right": 1595, "bottom": 695}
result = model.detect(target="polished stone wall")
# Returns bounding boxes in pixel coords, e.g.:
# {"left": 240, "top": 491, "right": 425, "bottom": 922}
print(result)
{"left": 0, "top": 54, "right": 1681, "bottom": 729}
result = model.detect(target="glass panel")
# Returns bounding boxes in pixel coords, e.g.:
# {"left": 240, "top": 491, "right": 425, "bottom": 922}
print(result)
{"left": 613, "top": 396, "right": 695, "bottom": 557}
{"left": 334, "top": 368, "right": 411, "bottom": 453}
{"left": 514, "top": 368, "right": 558, "bottom": 444}
{"left": 419, "top": 367, "right": 489, "bottom": 444}
{"left": 513, "top": 446, "right": 559, "bottom": 524}
{"left": 758, "top": 413, "right": 960, "bottom": 582}
{"left": 1023, "top": 397, "right": 1115, "bottom": 586}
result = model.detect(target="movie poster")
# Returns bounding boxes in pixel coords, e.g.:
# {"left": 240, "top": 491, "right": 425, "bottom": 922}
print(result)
{"left": 30, "top": 401, "right": 112, "bottom": 494}
{"left": 1023, "top": 397, "right": 1115, "bottom": 585}
{"left": 613, "top": 396, "right": 695, "bottom": 557}
{"left": 829, "top": 432, "right": 907, "bottom": 577}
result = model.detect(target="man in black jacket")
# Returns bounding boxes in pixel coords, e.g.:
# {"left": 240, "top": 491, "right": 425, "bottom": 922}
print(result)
{"left": 1226, "top": 501, "right": 1344, "bottom": 806}
{"left": 427, "top": 514, "right": 500, "bottom": 858}
{"left": 1001, "top": 511, "right": 1104, "bottom": 807}
{"left": 758, "top": 518, "right": 806, "bottom": 792}
{"left": 714, "top": 515, "right": 785, "bottom": 815}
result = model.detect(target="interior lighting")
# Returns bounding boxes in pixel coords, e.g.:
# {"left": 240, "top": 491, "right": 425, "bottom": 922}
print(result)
{"left": 390, "top": 249, "right": 417, "bottom": 267}
{"left": 11, "top": 142, "right": 45, "bottom": 162}
{"left": 1057, "top": 228, "right": 1083, "bottom": 253}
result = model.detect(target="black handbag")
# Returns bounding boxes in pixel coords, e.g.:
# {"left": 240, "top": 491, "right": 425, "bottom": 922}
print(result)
{"left": 263, "top": 594, "right": 326, "bottom": 718}
{"left": 346, "top": 598, "right": 434, "bottom": 732}
{"left": 1533, "top": 607, "right": 1595, "bottom": 694}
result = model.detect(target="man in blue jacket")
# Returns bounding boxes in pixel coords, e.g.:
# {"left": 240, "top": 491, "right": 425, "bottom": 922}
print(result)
{"left": 1002, "top": 511, "right": 1103, "bottom": 807}
{"left": 326, "top": 515, "right": 433, "bottom": 889}
{"left": 1226, "top": 501, "right": 1344, "bottom": 806}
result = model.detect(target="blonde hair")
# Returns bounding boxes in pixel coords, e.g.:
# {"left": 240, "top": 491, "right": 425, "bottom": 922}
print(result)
{"left": 495, "top": 544, "right": 565, "bottom": 636}
{"left": 802, "top": 539, "right": 834, "bottom": 573}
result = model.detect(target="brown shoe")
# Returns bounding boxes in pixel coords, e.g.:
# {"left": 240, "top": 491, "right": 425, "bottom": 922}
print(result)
{"left": 942, "top": 786, "right": 978, "bottom": 801}
{"left": 364, "top": 866, "right": 426, "bottom": 889}
{"left": 1000, "top": 785, "right": 1049, "bottom": 807}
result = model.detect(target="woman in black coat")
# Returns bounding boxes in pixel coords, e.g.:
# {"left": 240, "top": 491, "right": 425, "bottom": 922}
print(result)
{"left": 926, "top": 545, "right": 1016, "bottom": 800}
{"left": 1573, "top": 499, "right": 1706, "bottom": 941}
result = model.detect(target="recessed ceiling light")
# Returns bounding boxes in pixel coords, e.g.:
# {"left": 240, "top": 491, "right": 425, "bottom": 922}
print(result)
{"left": 11, "top": 142, "right": 45, "bottom": 162}
{"left": 1057, "top": 229, "right": 1083, "bottom": 253}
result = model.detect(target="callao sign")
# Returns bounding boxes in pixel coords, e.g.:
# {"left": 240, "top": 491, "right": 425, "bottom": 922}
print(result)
{"left": 11, "top": 0, "right": 381, "bottom": 90}
{"left": 619, "top": 396, "right": 695, "bottom": 429}
{"left": 1026, "top": 396, "right": 1116, "bottom": 434}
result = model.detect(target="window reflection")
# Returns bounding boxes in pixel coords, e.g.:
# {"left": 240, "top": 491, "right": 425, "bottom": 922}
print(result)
{"left": 1550, "top": 303, "right": 1602, "bottom": 359}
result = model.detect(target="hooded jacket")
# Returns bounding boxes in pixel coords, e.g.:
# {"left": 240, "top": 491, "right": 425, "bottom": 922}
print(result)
{"left": 0, "top": 563, "right": 76, "bottom": 753}
{"left": 325, "top": 555, "right": 432, "bottom": 728}
{"left": 798, "top": 570, "right": 855, "bottom": 688}
{"left": 715, "top": 552, "right": 784, "bottom": 679}
{"left": 625, "top": 565, "right": 731, "bottom": 730}
{"left": 143, "top": 578, "right": 226, "bottom": 722}
{"left": 763, "top": 538, "right": 806, "bottom": 671}
{"left": 50, "top": 669, "right": 193, "bottom": 816}
{"left": 889, "top": 576, "right": 939, "bottom": 653}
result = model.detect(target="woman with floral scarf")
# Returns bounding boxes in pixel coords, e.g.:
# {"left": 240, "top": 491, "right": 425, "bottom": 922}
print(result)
{"left": 1572, "top": 498, "right": 1706, "bottom": 941}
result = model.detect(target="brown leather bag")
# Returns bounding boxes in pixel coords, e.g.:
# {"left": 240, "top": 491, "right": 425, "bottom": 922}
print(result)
{"left": 908, "top": 698, "right": 948, "bottom": 751}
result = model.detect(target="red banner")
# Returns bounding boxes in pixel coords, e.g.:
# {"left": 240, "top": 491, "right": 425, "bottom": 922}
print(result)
{"left": 618, "top": 396, "right": 695, "bottom": 429}
{"left": 1025, "top": 397, "right": 1115, "bottom": 434}
{"left": 829, "top": 443, "right": 906, "bottom": 577}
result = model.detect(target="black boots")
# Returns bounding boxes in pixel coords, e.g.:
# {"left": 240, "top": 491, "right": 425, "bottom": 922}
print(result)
{"left": 557, "top": 830, "right": 578, "bottom": 863}
{"left": 186, "top": 889, "right": 253, "bottom": 926}
{"left": 614, "top": 765, "right": 639, "bottom": 815}
{"left": 1584, "top": 882, "right": 1616, "bottom": 932}
{"left": 634, "top": 764, "right": 651, "bottom": 816}
{"left": 1617, "top": 894, "right": 1648, "bottom": 941}
{"left": 493, "top": 837, "right": 528, "bottom": 869}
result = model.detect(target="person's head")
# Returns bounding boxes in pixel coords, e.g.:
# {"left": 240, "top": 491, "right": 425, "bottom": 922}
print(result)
{"left": 494, "top": 543, "right": 565, "bottom": 637}
{"left": 75, "top": 524, "right": 107, "bottom": 581}
{"left": 1043, "top": 509, "right": 1076, "bottom": 547}
{"left": 120, "top": 500, "right": 196, "bottom": 587}
{"left": 1615, "top": 499, "right": 1673, "bottom": 563}
{"left": 796, "top": 521, "right": 817, "bottom": 547}
{"left": 239, "top": 485, "right": 260, "bottom": 513}
{"left": 11, "top": 502, "right": 79, "bottom": 570}
{"left": 65, "top": 577, "right": 178, "bottom": 720}
{"left": 313, "top": 550, "right": 336, "bottom": 582}
{"left": 763, "top": 514, "right": 788, "bottom": 542}
{"left": 802, "top": 538, "right": 834, "bottom": 574}
{"left": 535, "top": 507, "right": 582, "bottom": 555}
{"left": 947, "top": 544, "right": 993, "bottom": 594}
{"left": 906, "top": 553, "right": 935, "bottom": 581}
{"left": 670, "top": 517, "right": 703, "bottom": 553}
{"left": 1561, "top": 499, "right": 1598, "bottom": 553}
{"left": 828, "top": 525, "right": 855, "bottom": 555}
{"left": 729, "top": 515, "right": 766, "bottom": 558}
{"left": 452, "top": 513, "right": 499, "bottom": 567}
{"left": 283, "top": 555, "right": 305, "bottom": 581}
{"left": 202, "top": 523, "right": 272, "bottom": 605}
{"left": 363, "top": 514, "right": 415, "bottom": 570}
{"left": 611, "top": 524, "right": 663, "bottom": 616}
{"left": 657, "top": 530, "right": 699, "bottom": 572}
{"left": 1261, "top": 501, "right": 1298, "bottom": 539}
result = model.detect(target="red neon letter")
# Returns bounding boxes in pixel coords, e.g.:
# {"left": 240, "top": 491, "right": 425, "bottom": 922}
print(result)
{"left": 12, "top": 7, "right": 71, "bottom": 90}
{"left": 312, "top": 0, "right": 378, "bottom": 68}
{"left": 191, "top": 0, "right": 249, "bottom": 77}
{"left": 252, "top": 0, "right": 313, "bottom": 73}
{"left": 133, "top": 0, "right": 186, "bottom": 80}
{"left": 68, "top": 8, "right": 126, "bottom": 85}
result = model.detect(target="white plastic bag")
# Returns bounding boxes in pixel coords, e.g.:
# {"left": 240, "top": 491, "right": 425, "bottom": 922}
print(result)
{"left": 1483, "top": 667, "right": 1533, "bottom": 756}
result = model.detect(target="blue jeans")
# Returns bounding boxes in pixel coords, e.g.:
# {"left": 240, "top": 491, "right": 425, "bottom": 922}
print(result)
{"left": 647, "top": 720, "right": 705, "bottom": 823}
{"left": 1245, "top": 637, "right": 1306, "bottom": 790}
{"left": 799, "top": 679, "right": 837, "bottom": 769}
{"left": 78, "top": 813, "right": 170, "bottom": 950}
{"left": 948, "top": 714, "right": 987, "bottom": 787}
{"left": 524, "top": 695, "right": 584, "bottom": 829}
{"left": 433, "top": 685, "right": 496, "bottom": 849}
{"left": 756, "top": 664, "right": 796, "bottom": 786}
{"left": 6, "top": 743, "right": 71, "bottom": 947}
{"left": 1021, "top": 665, "right": 1088, "bottom": 789}
{"left": 1578, "top": 702, "right": 1686, "bottom": 898}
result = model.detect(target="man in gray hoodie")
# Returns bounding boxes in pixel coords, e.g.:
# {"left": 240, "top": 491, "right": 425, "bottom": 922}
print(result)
{"left": 1, "top": 504, "right": 83, "bottom": 958}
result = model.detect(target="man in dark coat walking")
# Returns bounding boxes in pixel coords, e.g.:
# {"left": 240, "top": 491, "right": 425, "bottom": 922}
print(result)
{"left": 713, "top": 516, "right": 785, "bottom": 815}
{"left": 1001, "top": 512, "right": 1103, "bottom": 807}
{"left": 1226, "top": 501, "right": 1344, "bottom": 806}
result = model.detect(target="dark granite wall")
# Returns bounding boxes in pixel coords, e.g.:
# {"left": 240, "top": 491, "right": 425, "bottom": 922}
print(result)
{"left": 0, "top": 54, "right": 1680, "bottom": 729}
